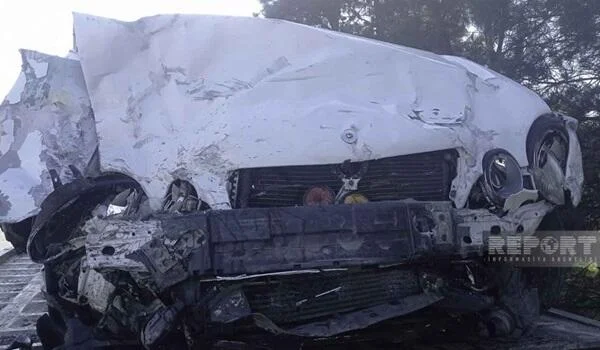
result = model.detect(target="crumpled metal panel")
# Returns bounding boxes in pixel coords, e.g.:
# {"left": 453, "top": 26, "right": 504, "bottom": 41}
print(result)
{"left": 83, "top": 200, "right": 455, "bottom": 292}
{"left": 0, "top": 50, "right": 97, "bottom": 222}
{"left": 1, "top": 14, "right": 583, "bottom": 222}
{"left": 71, "top": 13, "right": 551, "bottom": 211}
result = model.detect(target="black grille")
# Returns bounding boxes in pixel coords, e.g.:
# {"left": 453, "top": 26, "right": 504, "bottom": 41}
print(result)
{"left": 243, "top": 269, "right": 421, "bottom": 324}
{"left": 231, "top": 150, "right": 456, "bottom": 208}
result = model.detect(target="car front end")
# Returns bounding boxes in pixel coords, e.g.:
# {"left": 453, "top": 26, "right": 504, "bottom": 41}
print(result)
{"left": 0, "top": 13, "right": 584, "bottom": 349}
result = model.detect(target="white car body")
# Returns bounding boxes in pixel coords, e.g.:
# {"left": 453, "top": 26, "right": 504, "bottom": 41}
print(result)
{"left": 0, "top": 13, "right": 582, "bottom": 222}
{"left": 0, "top": 14, "right": 587, "bottom": 347}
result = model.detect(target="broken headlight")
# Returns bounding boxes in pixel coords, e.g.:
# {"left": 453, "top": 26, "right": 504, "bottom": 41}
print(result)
{"left": 481, "top": 150, "right": 523, "bottom": 207}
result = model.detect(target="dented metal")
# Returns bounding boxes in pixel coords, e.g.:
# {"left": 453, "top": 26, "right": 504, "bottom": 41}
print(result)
{"left": 0, "top": 13, "right": 586, "bottom": 348}
{"left": 85, "top": 201, "right": 456, "bottom": 282}
{"left": 0, "top": 14, "right": 584, "bottom": 222}
{"left": 71, "top": 13, "right": 553, "bottom": 211}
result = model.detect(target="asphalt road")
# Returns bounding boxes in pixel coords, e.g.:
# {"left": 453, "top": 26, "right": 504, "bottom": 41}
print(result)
{"left": 0, "top": 249, "right": 44, "bottom": 349}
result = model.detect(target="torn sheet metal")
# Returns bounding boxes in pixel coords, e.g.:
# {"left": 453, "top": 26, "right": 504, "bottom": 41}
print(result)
{"left": 77, "top": 259, "right": 115, "bottom": 313}
{"left": 71, "top": 14, "right": 551, "bottom": 210}
{"left": 0, "top": 50, "right": 97, "bottom": 222}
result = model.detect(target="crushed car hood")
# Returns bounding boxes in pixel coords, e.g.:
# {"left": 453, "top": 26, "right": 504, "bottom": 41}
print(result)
{"left": 0, "top": 13, "right": 552, "bottom": 220}
{"left": 72, "top": 14, "right": 551, "bottom": 210}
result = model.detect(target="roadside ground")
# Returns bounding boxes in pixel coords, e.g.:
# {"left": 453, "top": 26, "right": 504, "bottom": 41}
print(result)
{"left": 0, "top": 240, "right": 44, "bottom": 349}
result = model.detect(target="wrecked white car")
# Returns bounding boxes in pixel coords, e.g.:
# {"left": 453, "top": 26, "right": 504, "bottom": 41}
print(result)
{"left": 0, "top": 13, "right": 584, "bottom": 349}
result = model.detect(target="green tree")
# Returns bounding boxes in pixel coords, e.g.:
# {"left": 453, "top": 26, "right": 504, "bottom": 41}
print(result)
{"left": 261, "top": 0, "right": 469, "bottom": 54}
{"left": 463, "top": 0, "right": 600, "bottom": 118}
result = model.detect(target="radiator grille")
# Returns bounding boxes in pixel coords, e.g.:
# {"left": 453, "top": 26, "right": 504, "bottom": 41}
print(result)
{"left": 243, "top": 269, "right": 421, "bottom": 324}
{"left": 231, "top": 150, "right": 456, "bottom": 208}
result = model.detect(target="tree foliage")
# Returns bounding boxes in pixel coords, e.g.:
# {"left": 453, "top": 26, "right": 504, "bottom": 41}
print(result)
{"left": 260, "top": 0, "right": 600, "bottom": 118}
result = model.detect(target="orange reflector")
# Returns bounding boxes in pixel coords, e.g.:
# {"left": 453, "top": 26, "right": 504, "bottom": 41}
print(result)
{"left": 343, "top": 193, "right": 369, "bottom": 204}
{"left": 303, "top": 186, "right": 334, "bottom": 206}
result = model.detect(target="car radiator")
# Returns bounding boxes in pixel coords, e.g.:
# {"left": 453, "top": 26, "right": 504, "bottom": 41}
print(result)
{"left": 240, "top": 268, "right": 422, "bottom": 324}
{"left": 230, "top": 149, "right": 457, "bottom": 208}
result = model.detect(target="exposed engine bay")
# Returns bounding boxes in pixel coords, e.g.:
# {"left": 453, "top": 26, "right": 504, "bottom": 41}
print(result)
{"left": 0, "top": 13, "right": 584, "bottom": 349}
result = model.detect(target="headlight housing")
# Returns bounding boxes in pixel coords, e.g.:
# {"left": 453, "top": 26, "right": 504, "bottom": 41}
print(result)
{"left": 481, "top": 150, "right": 523, "bottom": 207}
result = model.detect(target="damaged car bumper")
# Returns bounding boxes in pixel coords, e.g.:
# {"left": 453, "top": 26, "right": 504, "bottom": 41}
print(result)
{"left": 87, "top": 200, "right": 458, "bottom": 342}
{"left": 84, "top": 200, "right": 554, "bottom": 282}
{"left": 54, "top": 194, "right": 551, "bottom": 346}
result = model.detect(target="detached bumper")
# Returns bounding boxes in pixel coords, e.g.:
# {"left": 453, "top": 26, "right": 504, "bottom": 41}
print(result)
{"left": 86, "top": 201, "right": 453, "bottom": 287}
{"left": 79, "top": 199, "right": 555, "bottom": 342}
{"left": 85, "top": 199, "right": 553, "bottom": 291}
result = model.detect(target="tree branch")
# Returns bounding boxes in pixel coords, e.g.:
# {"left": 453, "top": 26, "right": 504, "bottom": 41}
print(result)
{"left": 349, "top": 7, "right": 372, "bottom": 25}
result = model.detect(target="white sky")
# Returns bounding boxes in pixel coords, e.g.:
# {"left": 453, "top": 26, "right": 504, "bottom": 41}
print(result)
{"left": 0, "top": 0, "right": 261, "bottom": 98}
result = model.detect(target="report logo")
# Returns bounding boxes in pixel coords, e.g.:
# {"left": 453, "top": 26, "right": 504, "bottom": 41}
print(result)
{"left": 485, "top": 231, "right": 600, "bottom": 266}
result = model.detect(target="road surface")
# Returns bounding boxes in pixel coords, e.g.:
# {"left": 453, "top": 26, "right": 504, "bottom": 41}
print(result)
{"left": 0, "top": 248, "right": 44, "bottom": 349}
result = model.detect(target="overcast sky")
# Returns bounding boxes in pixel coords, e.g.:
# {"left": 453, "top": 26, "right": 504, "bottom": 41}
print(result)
{"left": 0, "top": 0, "right": 261, "bottom": 98}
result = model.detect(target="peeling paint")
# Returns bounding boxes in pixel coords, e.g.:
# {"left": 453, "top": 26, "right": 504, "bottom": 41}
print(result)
{"left": 4, "top": 72, "right": 26, "bottom": 105}
{"left": 66, "top": 14, "right": 555, "bottom": 210}
{"left": 29, "top": 59, "right": 49, "bottom": 79}
{"left": 0, "top": 50, "right": 97, "bottom": 222}
{"left": 0, "top": 14, "right": 578, "bottom": 221}
{"left": 0, "top": 119, "right": 15, "bottom": 155}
